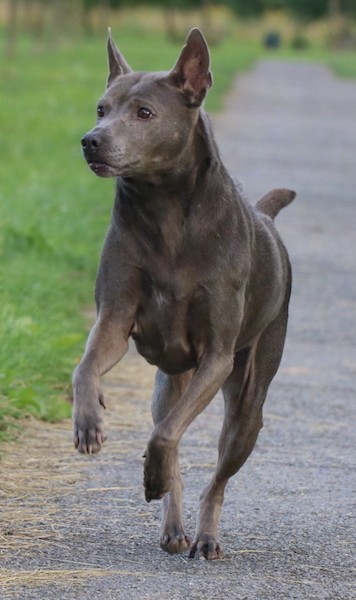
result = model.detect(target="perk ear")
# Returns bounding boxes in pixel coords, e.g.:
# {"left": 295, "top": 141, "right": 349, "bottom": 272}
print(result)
{"left": 107, "top": 28, "right": 132, "bottom": 87}
{"left": 170, "top": 28, "right": 212, "bottom": 107}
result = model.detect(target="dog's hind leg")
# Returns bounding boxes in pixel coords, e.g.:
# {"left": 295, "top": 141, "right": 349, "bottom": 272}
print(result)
{"left": 190, "top": 296, "right": 290, "bottom": 559}
{"left": 151, "top": 369, "right": 193, "bottom": 554}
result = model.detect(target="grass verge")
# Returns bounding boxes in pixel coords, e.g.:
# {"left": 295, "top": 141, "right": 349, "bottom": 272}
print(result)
{"left": 1, "top": 26, "right": 355, "bottom": 440}
{"left": 0, "top": 29, "right": 258, "bottom": 440}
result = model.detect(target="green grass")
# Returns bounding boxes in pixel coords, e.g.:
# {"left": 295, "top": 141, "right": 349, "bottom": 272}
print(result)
{"left": 0, "top": 29, "right": 258, "bottom": 439}
{"left": 1, "top": 26, "right": 355, "bottom": 440}
{"left": 327, "top": 50, "right": 356, "bottom": 79}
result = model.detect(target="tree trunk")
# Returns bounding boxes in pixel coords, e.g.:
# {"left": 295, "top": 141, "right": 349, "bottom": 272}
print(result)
{"left": 329, "top": 0, "right": 341, "bottom": 20}
{"left": 5, "top": 0, "right": 19, "bottom": 58}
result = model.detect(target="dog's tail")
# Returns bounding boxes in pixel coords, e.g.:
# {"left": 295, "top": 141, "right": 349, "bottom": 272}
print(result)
{"left": 255, "top": 188, "right": 296, "bottom": 220}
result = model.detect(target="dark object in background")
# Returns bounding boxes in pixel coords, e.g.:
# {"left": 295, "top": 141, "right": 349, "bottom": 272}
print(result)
{"left": 291, "top": 33, "right": 310, "bottom": 50}
{"left": 264, "top": 31, "right": 281, "bottom": 48}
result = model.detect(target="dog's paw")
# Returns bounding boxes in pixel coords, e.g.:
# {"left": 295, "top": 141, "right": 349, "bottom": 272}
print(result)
{"left": 73, "top": 397, "right": 105, "bottom": 454}
{"left": 73, "top": 424, "right": 105, "bottom": 454}
{"left": 160, "top": 530, "right": 191, "bottom": 555}
{"left": 73, "top": 417, "right": 105, "bottom": 454}
{"left": 143, "top": 438, "right": 175, "bottom": 502}
{"left": 189, "top": 533, "right": 224, "bottom": 560}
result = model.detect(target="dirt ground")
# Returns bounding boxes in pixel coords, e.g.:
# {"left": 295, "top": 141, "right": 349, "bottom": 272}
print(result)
{"left": 1, "top": 61, "right": 355, "bottom": 599}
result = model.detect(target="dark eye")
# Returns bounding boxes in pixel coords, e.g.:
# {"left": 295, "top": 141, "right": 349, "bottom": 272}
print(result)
{"left": 137, "top": 107, "right": 152, "bottom": 120}
{"left": 97, "top": 105, "right": 105, "bottom": 118}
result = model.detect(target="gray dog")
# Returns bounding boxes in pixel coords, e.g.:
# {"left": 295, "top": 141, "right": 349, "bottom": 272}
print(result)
{"left": 73, "top": 28, "right": 295, "bottom": 559}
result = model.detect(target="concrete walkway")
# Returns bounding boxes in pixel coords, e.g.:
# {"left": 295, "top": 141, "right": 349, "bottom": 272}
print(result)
{"left": 1, "top": 61, "right": 355, "bottom": 600}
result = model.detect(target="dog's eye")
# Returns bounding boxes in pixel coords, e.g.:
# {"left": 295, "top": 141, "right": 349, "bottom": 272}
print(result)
{"left": 137, "top": 107, "right": 152, "bottom": 120}
{"left": 97, "top": 106, "right": 105, "bottom": 118}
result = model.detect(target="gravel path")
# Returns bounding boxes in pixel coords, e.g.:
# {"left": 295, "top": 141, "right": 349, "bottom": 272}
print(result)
{"left": 1, "top": 60, "right": 355, "bottom": 600}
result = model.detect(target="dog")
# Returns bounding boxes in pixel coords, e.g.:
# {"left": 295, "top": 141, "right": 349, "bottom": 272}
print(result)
{"left": 73, "top": 28, "right": 295, "bottom": 560}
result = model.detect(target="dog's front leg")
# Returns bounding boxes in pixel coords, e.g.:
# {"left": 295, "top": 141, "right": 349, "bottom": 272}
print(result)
{"left": 72, "top": 312, "right": 131, "bottom": 454}
{"left": 151, "top": 370, "right": 193, "bottom": 554}
{"left": 144, "top": 353, "right": 233, "bottom": 501}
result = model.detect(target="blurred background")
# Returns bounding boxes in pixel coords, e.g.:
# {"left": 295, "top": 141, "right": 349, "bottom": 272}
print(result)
{"left": 1, "top": 0, "right": 356, "bottom": 437}
{"left": 3, "top": 1, "right": 356, "bottom": 56}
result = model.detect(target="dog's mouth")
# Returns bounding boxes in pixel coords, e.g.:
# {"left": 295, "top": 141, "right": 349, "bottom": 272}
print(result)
{"left": 88, "top": 161, "right": 117, "bottom": 178}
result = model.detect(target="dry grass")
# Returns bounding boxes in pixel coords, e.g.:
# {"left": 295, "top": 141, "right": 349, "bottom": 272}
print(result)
{"left": 0, "top": 349, "right": 156, "bottom": 592}
{"left": 0, "top": 567, "right": 159, "bottom": 589}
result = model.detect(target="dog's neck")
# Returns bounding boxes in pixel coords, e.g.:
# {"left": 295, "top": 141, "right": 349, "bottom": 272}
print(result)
{"left": 115, "top": 112, "right": 221, "bottom": 212}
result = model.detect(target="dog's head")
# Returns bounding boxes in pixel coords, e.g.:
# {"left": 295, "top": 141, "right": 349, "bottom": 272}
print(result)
{"left": 81, "top": 28, "right": 212, "bottom": 179}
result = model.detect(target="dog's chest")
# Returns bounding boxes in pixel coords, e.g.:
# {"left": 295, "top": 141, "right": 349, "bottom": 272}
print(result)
{"left": 132, "top": 271, "right": 203, "bottom": 375}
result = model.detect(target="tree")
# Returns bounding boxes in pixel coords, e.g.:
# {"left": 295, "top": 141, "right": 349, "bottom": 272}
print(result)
{"left": 224, "top": 0, "right": 264, "bottom": 17}
{"left": 285, "top": 0, "right": 329, "bottom": 20}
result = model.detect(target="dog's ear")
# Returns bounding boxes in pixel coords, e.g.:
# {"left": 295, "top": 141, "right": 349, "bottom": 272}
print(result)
{"left": 107, "top": 28, "right": 132, "bottom": 87}
{"left": 170, "top": 28, "right": 212, "bottom": 107}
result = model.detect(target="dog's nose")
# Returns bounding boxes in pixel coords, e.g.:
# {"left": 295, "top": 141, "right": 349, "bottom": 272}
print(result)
{"left": 81, "top": 133, "right": 101, "bottom": 151}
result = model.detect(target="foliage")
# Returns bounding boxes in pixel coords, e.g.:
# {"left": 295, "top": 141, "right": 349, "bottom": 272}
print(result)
{"left": 224, "top": 0, "right": 265, "bottom": 17}
{"left": 223, "top": 0, "right": 356, "bottom": 20}
{"left": 285, "top": 0, "right": 330, "bottom": 20}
